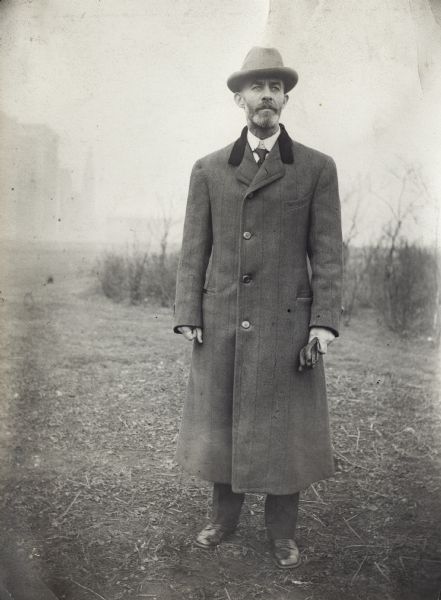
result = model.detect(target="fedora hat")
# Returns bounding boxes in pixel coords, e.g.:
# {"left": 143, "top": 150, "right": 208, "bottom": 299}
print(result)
{"left": 227, "top": 47, "right": 298, "bottom": 93}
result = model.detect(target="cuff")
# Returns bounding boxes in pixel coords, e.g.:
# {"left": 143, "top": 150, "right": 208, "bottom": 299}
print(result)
{"left": 309, "top": 325, "right": 338, "bottom": 337}
{"left": 173, "top": 324, "right": 196, "bottom": 334}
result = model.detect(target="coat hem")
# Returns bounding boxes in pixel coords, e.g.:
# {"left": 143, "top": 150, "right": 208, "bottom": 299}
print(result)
{"left": 177, "top": 456, "right": 335, "bottom": 496}
{"left": 230, "top": 469, "right": 335, "bottom": 495}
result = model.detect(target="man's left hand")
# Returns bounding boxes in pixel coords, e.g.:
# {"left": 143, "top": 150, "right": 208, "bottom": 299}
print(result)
{"left": 308, "top": 327, "right": 336, "bottom": 354}
{"left": 298, "top": 327, "right": 336, "bottom": 371}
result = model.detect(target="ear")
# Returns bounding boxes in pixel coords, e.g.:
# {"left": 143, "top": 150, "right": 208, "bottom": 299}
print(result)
{"left": 234, "top": 92, "right": 245, "bottom": 109}
{"left": 283, "top": 94, "right": 289, "bottom": 107}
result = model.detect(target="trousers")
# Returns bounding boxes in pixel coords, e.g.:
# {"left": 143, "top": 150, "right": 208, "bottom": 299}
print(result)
{"left": 211, "top": 483, "right": 300, "bottom": 539}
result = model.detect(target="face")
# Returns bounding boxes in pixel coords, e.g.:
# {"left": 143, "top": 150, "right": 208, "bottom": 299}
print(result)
{"left": 234, "top": 78, "right": 288, "bottom": 130}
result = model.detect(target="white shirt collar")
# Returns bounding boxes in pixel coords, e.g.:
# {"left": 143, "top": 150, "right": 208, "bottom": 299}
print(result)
{"left": 247, "top": 126, "right": 281, "bottom": 153}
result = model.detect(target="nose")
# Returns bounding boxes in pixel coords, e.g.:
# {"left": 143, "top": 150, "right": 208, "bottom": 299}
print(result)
{"left": 261, "top": 83, "right": 275, "bottom": 100}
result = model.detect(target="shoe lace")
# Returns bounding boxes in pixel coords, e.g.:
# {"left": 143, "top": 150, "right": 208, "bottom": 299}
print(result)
{"left": 274, "top": 538, "right": 296, "bottom": 549}
{"left": 205, "top": 522, "right": 225, "bottom": 533}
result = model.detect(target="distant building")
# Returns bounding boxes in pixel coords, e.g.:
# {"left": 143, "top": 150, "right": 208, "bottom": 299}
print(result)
{"left": 0, "top": 111, "right": 95, "bottom": 243}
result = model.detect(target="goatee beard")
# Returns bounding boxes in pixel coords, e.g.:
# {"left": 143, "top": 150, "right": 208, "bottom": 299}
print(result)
{"left": 251, "top": 111, "right": 279, "bottom": 130}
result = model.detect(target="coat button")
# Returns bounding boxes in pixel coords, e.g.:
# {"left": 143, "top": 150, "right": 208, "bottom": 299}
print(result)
{"left": 241, "top": 320, "right": 250, "bottom": 329}
{"left": 243, "top": 231, "right": 252, "bottom": 240}
{"left": 247, "top": 192, "right": 254, "bottom": 199}
{"left": 242, "top": 274, "right": 252, "bottom": 283}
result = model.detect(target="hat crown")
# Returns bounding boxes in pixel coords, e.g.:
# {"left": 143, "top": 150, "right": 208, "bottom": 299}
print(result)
{"left": 226, "top": 46, "right": 298, "bottom": 93}
{"left": 241, "top": 47, "right": 285, "bottom": 72}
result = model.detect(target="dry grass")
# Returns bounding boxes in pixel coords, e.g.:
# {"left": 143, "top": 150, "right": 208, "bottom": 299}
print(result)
{"left": 0, "top": 243, "right": 440, "bottom": 599}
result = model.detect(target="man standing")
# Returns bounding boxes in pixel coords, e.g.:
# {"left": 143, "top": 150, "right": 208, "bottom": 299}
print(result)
{"left": 173, "top": 47, "right": 342, "bottom": 569}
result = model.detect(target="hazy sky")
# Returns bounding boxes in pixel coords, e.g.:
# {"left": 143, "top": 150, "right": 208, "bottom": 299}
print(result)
{"left": 1, "top": 0, "right": 440, "bottom": 246}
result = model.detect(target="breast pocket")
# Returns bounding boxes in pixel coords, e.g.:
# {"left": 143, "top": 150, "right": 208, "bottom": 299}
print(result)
{"left": 284, "top": 193, "right": 312, "bottom": 212}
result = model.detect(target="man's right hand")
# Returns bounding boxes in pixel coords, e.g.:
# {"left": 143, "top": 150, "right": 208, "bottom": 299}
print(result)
{"left": 177, "top": 326, "right": 203, "bottom": 343}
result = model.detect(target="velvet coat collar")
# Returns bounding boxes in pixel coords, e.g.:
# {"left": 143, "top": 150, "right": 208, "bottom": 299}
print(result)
{"left": 228, "top": 123, "right": 294, "bottom": 166}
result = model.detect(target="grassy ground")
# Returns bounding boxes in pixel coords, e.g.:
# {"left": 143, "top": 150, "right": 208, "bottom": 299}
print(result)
{"left": 0, "top": 244, "right": 440, "bottom": 600}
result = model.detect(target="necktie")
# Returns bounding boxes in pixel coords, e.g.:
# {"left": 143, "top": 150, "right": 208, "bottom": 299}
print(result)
{"left": 255, "top": 147, "right": 269, "bottom": 167}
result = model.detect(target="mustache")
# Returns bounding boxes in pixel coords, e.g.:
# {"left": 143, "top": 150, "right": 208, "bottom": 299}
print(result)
{"left": 257, "top": 103, "right": 276, "bottom": 111}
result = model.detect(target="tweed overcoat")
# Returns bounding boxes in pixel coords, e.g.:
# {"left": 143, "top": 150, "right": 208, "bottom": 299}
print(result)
{"left": 173, "top": 125, "right": 343, "bottom": 495}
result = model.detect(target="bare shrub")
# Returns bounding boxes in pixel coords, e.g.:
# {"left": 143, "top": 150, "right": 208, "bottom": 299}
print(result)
{"left": 368, "top": 243, "right": 438, "bottom": 336}
{"left": 140, "top": 251, "right": 180, "bottom": 307}
{"left": 343, "top": 245, "right": 376, "bottom": 325}
{"left": 343, "top": 241, "right": 439, "bottom": 339}
{"left": 341, "top": 174, "right": 372, "bottom": 325}
{"left": 97, "top": 210, "right": 180, "bottom": 307}
{"left": 97, "top": 253, "right": 128, "bottom": 302}
{"left": 97, "top": 248, "right": 179, "bottom": 308}
{"left": 342, "top": 160, "right": 439, "bottom": 340}
{"left": 127, "top": 248, "right": 149, "bottom": 305}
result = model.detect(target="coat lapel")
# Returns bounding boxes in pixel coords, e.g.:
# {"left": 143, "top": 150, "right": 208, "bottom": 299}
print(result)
{"left": 247, "top": 142, "right": 285, "bottom": 195}
{"left": 229, "top": 123, "right": 293, "bottom": 195}
{"left": 235, "top": 142, "right": 259, "bottom": 187}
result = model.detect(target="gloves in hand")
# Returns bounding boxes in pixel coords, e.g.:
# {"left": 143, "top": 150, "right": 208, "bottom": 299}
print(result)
{"left": 298, "top": 327, "right": 336, "bottom": 371}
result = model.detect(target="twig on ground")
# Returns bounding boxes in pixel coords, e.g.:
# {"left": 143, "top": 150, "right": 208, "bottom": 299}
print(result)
{"left": 71, "top": 579, "right": 108, "bottom": 600}
{"left": 344, "top": 544, "right": 389, "bottom": 549}
{"left": 400, "top": 556, "right": 441, "bottom": 564}
{"left": 351, "top": 554, "right": 367, "bottom": 584}
{"left": 343, "top": 517, "right": 364, "bottom": 542}
{"left": 114, "top": 496, "right": 129, "bottom": 504}
{"left": 374, "top": 561, "right": 391, "bottom": 581}
{"left": 358, "top": 486, "right": 391, "bottom": 499}
{"left": 246, "top": 544, "right": 267, "bottom": 559}
{"left": 334, "top": 450, "right": 369, "bottom": 471}
{"left": 54, "top": 490, "right": 81, "bottom": 523}
{"left": 399, "top": 556, "right": 408, "bottom": 574}
{"left": 65, "top": 477, "right": 89, "bottom": 488}
{"left": 118, "top": 415, "right": 129, "bottom": 428}
{"left": 341, "top": 425, "right": 351, "bottom": 438}
{"left": 310, "top": 483, "right": 326, "bottom": 504}
{"left": 299, "top": 507, "right": 327, "bottom": 527}
{"left": 345, "top": 512, "right": 363, "bottom": 522}
{"left": 224, "top": 587, "right": 232, "bottom": 600}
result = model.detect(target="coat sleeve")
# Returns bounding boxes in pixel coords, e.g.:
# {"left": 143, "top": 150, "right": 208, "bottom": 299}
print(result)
{"left": 307, "top": 156, "right": 343, "bottom": 337}
{"left": 173, "top": 160, "right": 213, "bottom": 334}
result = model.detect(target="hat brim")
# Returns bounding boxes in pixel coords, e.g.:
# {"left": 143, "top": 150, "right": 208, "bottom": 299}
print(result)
{"left": 227, "top": 67, "right": 298, "bottom": 93}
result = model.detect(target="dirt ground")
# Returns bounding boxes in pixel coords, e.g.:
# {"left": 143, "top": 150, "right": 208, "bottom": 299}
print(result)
{"left": 0, "top": 243, "right": 440, "bottom": 600}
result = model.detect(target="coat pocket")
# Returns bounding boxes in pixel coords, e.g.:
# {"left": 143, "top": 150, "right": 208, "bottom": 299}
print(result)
{"left": 202, "top": 288, "right": 216, "bottom": 295}
{"left": 284, "top": 193, "right": 312, "bottom": 211}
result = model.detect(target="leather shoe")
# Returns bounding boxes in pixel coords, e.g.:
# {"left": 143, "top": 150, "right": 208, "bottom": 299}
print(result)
{"left": 271, "top": 538, "right": 301, "bottom": 569}
{"left": 194, "top": 522, "right": 235, "bottom": 549}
